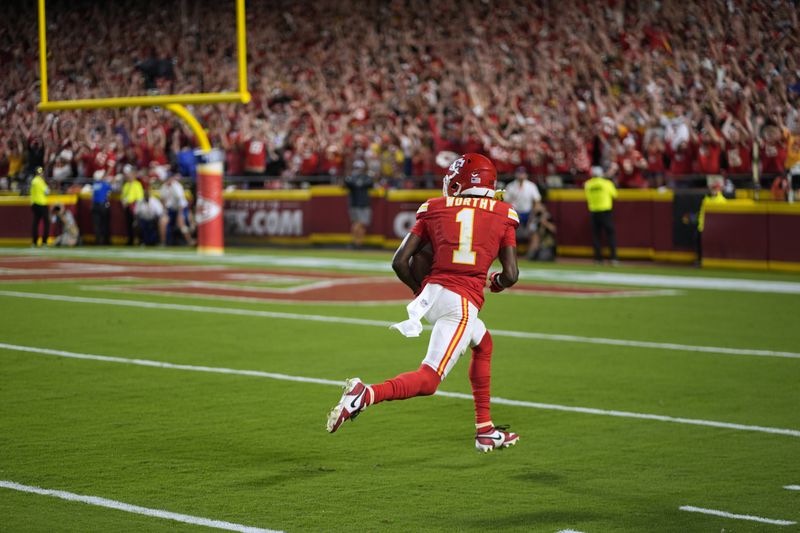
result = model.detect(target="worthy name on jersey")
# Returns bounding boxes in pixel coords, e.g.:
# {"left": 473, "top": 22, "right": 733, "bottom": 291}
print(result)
{"left": 417, "top": 197, "right": 518, "bottom": 223}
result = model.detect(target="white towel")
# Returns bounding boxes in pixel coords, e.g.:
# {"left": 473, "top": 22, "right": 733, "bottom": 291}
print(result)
{"left": 390, "top": 283, "right": 443, "bottom": 337}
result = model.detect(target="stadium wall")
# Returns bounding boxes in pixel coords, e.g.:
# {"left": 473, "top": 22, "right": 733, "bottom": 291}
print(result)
{"left": 702, "top": 201, "right": 800, "bottom": 272}
{"left": 1, "top": 188, "right": 799, "bottom": 271}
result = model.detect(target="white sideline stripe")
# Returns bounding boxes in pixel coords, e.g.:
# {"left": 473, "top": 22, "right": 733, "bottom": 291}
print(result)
{"left": 556, "top": 530, "right": 586, "bottom": 533}
{"left": 679, "top": 505, "right": 796, "bottom": 526}
{"left": 4, "top": 247, "right": 800, "bottom": 294}
{"left": 507, "top": 288, "right": 681, "bottom": 299}
{"left": 490, "top": 328, "right": 800, "bottom": 360}
{"left": 0, "top": 480, "right": 282, "bottom": 533}
{"left": 522, "top": 270, "right": 800, "bottom": 295}
{"left": 784, "top": 485, "right": 800, "bottom": 491}
{"left": 2, "top": 342, "right": 799, "bottom": 439}
{"left": 0, "top": 289, "right": 798, "bottom": 360}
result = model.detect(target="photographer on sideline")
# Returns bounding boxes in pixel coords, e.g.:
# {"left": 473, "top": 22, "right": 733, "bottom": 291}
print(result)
{"left": 135, "top": 187, "right": 166, "bottom": 246}
{"left": 343, "top": 159, "right": 373, "bottom": 248}
{"left": 526, "top": 204, "right": 557, "bottom": 261}
{"left": 51, "top": 204, "right": 79, "bottom": 247}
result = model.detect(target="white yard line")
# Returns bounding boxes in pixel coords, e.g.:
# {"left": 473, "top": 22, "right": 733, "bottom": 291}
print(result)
{"left": 0, "top": 264, "right": 226, "bottom": 276}
{"left": 523, "top": 270, "right": 800, "bottom": 295}
{"left": 3, "top": 247, "right": 800, "bottom": 294}
{"left": 78, "top": 284, "right": 409, "bottom": 307}
{"left": 784, "top": 485, "right": 800, "bottom": 491}
{"left": 2, "top": 342, "right": 799, "bottom": 439}
{"left": 0, "top": 480, "right": 282, "bottom": 533}
{"left": 489, "top": 328, "right": 800, "bottom": 359}
{"left": 0, "top": 289, "right": 798, "bottom": 360}
{"left": 507, "top": 288, "right": 681, "bottom": 299}
{"left": 679, "top": 505, "right": 796, "bottom": 526}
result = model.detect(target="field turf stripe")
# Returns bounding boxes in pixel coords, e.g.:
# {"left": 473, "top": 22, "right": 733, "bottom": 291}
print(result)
{"left": 1, "top": 289, "right": 799, "bottom": 360}
{"left": 0, "top": 480, "right": 283, "bottom": 533}
{"left": 3, "top": 341, "right": 800, "bottom": 439}
{"left": 678, "top": 505, "right": 796, "bottom": 526}
{"left": 4, "top": 247, "right": 800, "bottom": 293}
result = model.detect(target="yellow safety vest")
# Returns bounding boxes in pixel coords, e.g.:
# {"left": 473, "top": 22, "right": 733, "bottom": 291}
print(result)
{"left": 122, "top": 179, "right": 144, "bottom": 206}
{"left": 698, "top": 192, "right": 727, "bottom": 232}
{"left": 584, "top": 177, "right": 617, "bottom": 212}
{"left": 30, "top": 175, "right": 49, "bottom": 206}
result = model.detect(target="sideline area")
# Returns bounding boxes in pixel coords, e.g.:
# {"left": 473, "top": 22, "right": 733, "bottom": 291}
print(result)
{"left": 1, "top": 247, "right": 799, "bottom": 294}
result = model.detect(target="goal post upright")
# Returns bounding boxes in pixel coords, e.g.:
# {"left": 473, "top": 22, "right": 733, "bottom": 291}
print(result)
{"left": 36, "top": 0, "right": 251, "bottom": 255}
{"left": 38, "top": 0, "right": 48, "bottom": 105}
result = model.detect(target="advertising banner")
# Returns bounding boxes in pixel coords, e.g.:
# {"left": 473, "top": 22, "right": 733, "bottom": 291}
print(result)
{"left": 224, "top": 192, "right": 309, "bottom": 243}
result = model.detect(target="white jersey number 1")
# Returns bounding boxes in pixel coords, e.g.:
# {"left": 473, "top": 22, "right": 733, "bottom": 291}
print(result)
{"left": 452, "top": 208, "right": 477, "bottom": 265}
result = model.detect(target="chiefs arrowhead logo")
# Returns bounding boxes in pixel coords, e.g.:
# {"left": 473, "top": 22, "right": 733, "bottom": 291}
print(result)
{"left": 445, "top": 157, "right": 466, "bottom": 179}
{"left": 195, "top": 196, "right": 221, "bottom": 225}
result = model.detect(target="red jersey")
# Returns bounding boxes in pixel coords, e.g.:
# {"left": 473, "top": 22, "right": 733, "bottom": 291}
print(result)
{"left": 646, "top": 145, "right": 666, "bottom": 173}
{"left": 696, "top": 142, "right": 722, "bottom": 174}
{"left": 761, "top": 141, "right": 787, "bottom": 174}
{"left": 617, "top": 151, "right": 647, "bottom": 188}
{"left": 410, "top": 195, "right": 519, "bottom": 309}
{"left": 245, "top": 140, "right": 267, "bottom": 173}
{"left": 725, "top": 142, "right": 751, "bottom": 175}
{"left": 667, "top": 143, "right": 694, "bottom": 175}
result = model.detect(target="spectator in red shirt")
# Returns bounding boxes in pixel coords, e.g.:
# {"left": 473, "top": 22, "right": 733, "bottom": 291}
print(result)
{"left": 612, "top": 136, "right": 648, "bottom": 188}
{"left": 761, "top": 125, "right": 787, "bottom": 175}
{"left": 667, "top": 140, "right": 694, "bottom": 177}
{"left": 721, "top": 118, "right": 753, "bottom": 176}
{"left": 694, "top": 122, "right": 723, "bottom": 175}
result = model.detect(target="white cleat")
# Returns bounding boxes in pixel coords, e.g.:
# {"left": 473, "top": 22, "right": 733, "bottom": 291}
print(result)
{"left": 475, "top": 426, "right": 520, "bottom": 453}
{"left": 326, "top": 377, "right": 369, "bottom": 433}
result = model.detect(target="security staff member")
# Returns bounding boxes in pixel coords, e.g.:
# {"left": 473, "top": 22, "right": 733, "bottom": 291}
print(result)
{"left": 30, "top": 167, "right": 50, "bottom": 246}
{"left": 696, "top": 180, "right": 727, "bottom": 263}
{"left": 121, "top": 166, "right": 144, "bottom": 245}
{"left": 584, "top": 166, "right": 618, "bottom": 264}
{"left": 92, "top": 171, "right": 113, "bottom": 245}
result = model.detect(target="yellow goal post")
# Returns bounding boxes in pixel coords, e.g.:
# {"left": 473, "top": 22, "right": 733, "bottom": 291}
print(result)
{"left": 36, "top": 0, "right": 251, "bottom": 151}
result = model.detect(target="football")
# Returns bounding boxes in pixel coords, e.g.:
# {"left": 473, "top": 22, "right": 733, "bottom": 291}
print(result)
{"left": 410, "top": 244, "right": 434, "bottom": 285}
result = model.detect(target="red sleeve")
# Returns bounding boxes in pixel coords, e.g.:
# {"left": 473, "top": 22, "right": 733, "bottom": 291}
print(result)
{"left": 411, "top": 201, "right": 432, "bottom": 239}
{"left": 410, "top": 218, "right": 428, "bottom": 240}
{"left": 500, "top": 222, "right": 516, "bottom": 248}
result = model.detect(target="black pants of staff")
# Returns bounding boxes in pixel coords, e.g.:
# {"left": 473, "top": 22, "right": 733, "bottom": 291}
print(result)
{"left": 31, "top": 204, "right": 50, "bottom": 246}
{"left": 124, "top": 205, "right": 137, "bottom": 245}
{"left": 695, "top": 230, "right": 703, "bottom": 264}
{"left": 590, "top": 209, "right": 617, "bottom": 261}
{"left": 92, "top": 202, "right": 111, "bottom": 245}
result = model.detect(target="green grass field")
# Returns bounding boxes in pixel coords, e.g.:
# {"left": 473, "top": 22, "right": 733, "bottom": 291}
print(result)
{"left": 1, "top": 247, "right": 799, "bottom": 532}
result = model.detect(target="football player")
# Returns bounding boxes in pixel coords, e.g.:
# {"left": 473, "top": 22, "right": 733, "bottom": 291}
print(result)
{"left": 326, "top": 153, "right": 520, "bottom": 452}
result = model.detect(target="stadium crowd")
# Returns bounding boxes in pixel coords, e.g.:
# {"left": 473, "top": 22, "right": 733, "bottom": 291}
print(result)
{"left": 2, "top": 0, "right": 800, "bottom": 192}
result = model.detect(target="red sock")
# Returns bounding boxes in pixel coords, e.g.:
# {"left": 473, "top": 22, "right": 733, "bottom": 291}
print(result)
{"left": 369, "top": 364, "right": 441, "bottom": 405}
{"left": 469, "top": 331, "right": 493, "bottom": 430}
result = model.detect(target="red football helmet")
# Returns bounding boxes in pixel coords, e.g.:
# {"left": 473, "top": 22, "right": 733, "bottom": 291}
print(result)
{"left": 442, "top": 153, "right": 497, "bottom": 197}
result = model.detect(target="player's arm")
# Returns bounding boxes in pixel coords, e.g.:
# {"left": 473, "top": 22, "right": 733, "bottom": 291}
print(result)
{"left": 488, "top": 246, "right": 519, "bottom": 293}
{"left": 392, "top": 232, "right": 425, "bottom": 294}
